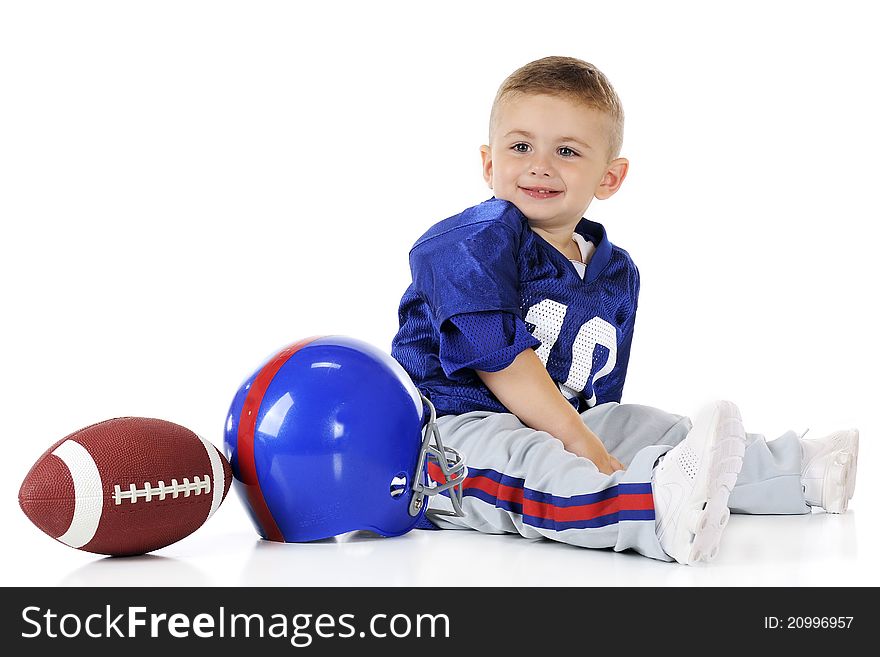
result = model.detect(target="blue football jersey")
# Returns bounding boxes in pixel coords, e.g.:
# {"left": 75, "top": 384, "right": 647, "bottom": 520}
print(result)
{"left": 391, "top": 198, "right": 639, "bottom": 417}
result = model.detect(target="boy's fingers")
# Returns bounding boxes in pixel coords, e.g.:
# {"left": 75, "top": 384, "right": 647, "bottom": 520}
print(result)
{"left": 602, "top": 461, "right": 620, "bottom": 475}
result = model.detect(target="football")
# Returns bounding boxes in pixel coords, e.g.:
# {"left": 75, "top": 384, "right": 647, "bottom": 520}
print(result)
{"left": 19, "top": 417, "right": 232, "bottom": 556}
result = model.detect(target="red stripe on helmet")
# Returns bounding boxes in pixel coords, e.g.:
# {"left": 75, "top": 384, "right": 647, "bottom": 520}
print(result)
{"left": 237, "top": 336, "right": 320, "bottom": 542}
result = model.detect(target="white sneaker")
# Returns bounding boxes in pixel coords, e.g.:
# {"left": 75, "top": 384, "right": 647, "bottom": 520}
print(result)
{"left": 801, "top": 429, "right": 859, "bottom": 513}
{"left": 653, "top": 400, "right": 746, "bottom": 565}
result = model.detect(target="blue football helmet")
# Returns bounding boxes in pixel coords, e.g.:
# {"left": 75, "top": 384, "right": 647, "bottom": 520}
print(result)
{"left": 224, "top": 335, "right": 466, "bottom": 542}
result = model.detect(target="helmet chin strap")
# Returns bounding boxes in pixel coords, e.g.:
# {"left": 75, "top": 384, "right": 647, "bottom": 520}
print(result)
{"left": 409, "top": 393, "right": 467, "bottom": 519}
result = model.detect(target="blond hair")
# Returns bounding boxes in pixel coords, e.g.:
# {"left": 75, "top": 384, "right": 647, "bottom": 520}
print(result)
{"left": 489, "top": 56, "right": 624, "bottom": 161}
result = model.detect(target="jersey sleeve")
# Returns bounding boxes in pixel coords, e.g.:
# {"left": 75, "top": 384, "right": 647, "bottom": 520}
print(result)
{"left": 439, "top": 311, "right": 541, "bottom": 380}
{"left": 409, "top": 213, "right": 524, "bottom": 327}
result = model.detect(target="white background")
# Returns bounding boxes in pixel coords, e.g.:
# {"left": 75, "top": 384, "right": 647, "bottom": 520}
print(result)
{"left": 1, "top": 0, "right": 877, "bottom": 586}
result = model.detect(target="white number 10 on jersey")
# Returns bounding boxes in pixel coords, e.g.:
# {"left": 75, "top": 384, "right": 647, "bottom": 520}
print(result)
{"left": 525, "top": 299, "right": 617, "bottom": 408}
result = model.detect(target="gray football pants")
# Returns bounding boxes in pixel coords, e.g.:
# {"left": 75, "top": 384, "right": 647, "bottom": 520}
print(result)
{"left": 428, "top": 402, "right": 808, "bottom": 562}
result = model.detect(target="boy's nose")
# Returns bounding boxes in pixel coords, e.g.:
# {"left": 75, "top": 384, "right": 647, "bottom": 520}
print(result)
{"left": 529, "top": 157, "right": 553, "bottom": 177}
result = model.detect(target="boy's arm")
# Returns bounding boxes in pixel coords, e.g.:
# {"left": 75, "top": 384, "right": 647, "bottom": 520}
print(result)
{"left": 476, "top": 348, "right": 624, "bottom": 475}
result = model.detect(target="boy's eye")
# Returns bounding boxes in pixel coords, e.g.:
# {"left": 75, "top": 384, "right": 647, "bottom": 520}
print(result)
{"left": 511, "top": 142, "right": 531, "bottom": 153}
{"left": 558, "top": 146, "right": 578, "bottom": 157}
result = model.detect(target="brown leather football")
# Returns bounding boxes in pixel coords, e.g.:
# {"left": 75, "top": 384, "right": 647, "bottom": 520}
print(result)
{"left": 19, "top": 417, "right": 232, "bottom": 556}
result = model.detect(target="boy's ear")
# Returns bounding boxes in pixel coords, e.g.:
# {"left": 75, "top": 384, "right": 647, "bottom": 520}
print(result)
{"left": 594, "top": 157, "right": 629, "bottom": 200}
{"left": 480, "top": 145, "right": 493, "bottom": 188}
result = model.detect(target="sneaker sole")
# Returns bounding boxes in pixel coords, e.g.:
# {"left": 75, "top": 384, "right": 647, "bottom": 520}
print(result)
{"left": 677, "top": 401, "right": 746, "bottom": 564}
{"left": 823, "top": 431, "right": 858, "bottom": 513}
{"left": 843, "top": 430, "right": 858, "bottom": 502}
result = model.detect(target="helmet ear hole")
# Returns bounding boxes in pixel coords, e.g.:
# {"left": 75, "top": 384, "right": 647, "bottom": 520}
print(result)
{"left": 390, "top": 473, "right": 408, "bottom": 499}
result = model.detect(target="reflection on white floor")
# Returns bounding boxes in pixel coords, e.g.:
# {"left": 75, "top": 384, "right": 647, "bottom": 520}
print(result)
{"left": 17, "top": 505, "right": 871, "bottom": 588}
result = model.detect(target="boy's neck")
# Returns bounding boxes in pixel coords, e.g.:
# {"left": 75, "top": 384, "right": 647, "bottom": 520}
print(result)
{"left": 530, "top": 224, "right": 581, "bottom": 259}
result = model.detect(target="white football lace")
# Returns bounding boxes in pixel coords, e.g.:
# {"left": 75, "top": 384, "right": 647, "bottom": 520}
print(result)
{"left": 113, "top": 475, "right": 212, "bottom": 505}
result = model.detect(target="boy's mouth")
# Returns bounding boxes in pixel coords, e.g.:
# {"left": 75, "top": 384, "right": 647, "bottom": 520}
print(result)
{"left": 519, "top": 186, "right": 562, "bottom": 200}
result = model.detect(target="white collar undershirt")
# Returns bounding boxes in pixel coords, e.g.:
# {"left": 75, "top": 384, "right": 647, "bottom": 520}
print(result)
{"left": 569, "top": 232, "right": 595, "bottom": 280}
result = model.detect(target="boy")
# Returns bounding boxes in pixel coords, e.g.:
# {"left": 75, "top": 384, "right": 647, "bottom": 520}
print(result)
{"left": 391, "top": 56, "right": 858, "bottom": 565}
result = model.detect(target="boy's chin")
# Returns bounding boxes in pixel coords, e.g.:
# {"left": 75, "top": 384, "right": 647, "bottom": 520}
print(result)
{"left": 508, "top": 200, "right": 557, "bottom": 223}
{"left": 493, "top": 193, "right": 572, "bottom": 224}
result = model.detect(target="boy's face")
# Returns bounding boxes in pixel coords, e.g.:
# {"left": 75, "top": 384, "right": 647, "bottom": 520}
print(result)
{"left": 481, "top": 94, "right": 628, "bottom": 230}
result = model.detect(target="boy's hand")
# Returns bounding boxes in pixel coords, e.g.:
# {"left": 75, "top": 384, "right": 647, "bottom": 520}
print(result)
{"left": 566, "top": 433, "right": 626, "bottom": 474}
{"left": 600, "top": 454, "right": 626, "bottom": 475}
